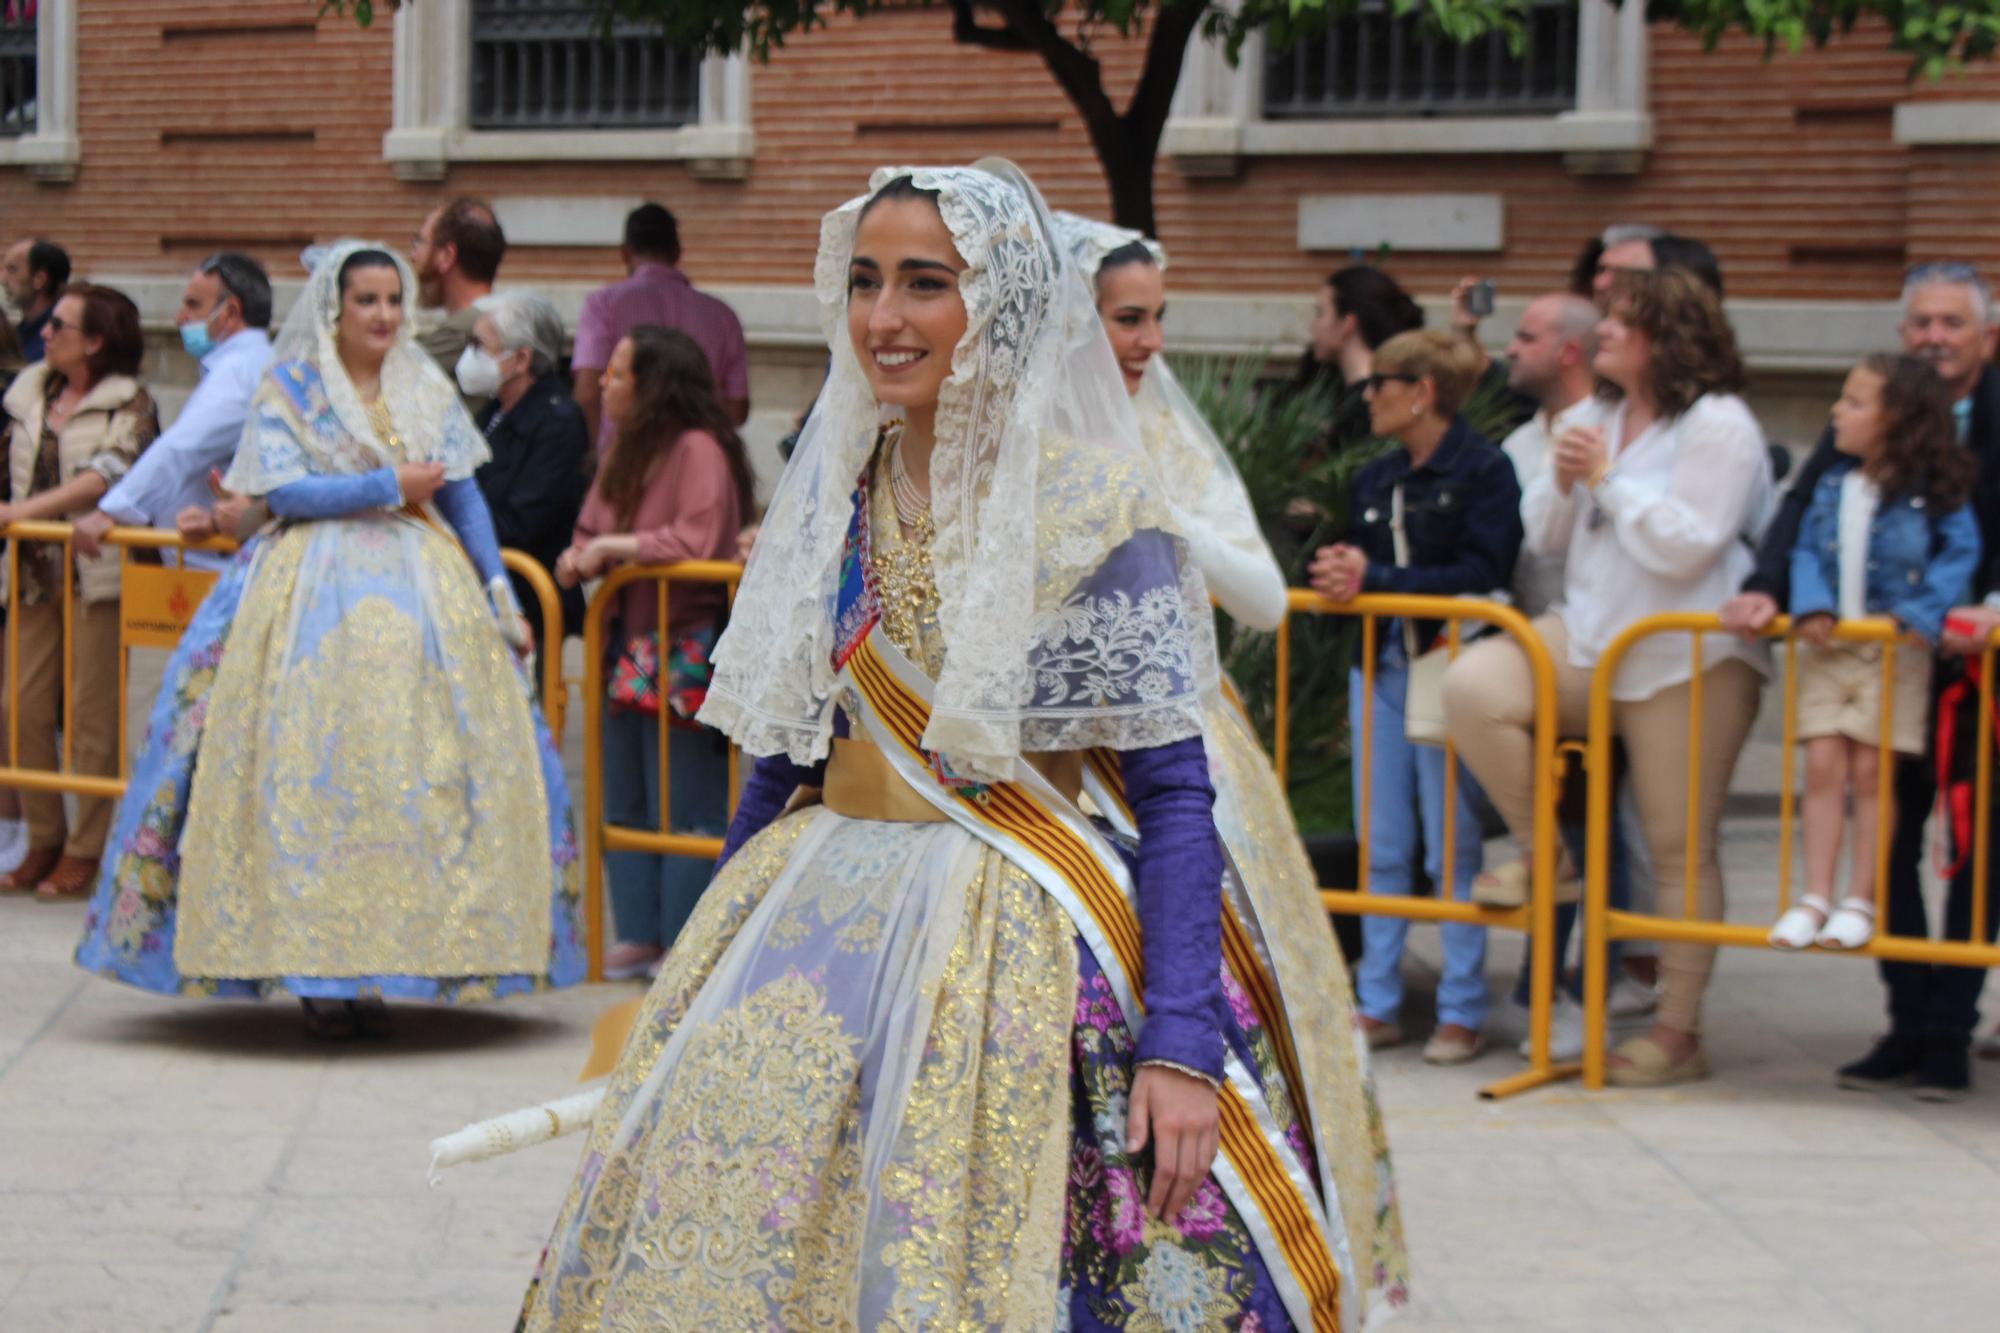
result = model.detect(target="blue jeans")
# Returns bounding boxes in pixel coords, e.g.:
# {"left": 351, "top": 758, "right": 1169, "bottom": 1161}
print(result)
{"left": 1350, "top": 664, "right": 1489, "bottom": 1030}
{"left": 602, "top": 706, "right": 730, "bottom": 951}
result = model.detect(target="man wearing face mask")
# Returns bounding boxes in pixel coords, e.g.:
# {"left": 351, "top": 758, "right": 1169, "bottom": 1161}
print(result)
{"left": 464, "top": 289, "right": 589, "bottom": 651}
{"left": 73, "top": 254, "right": 274, "bottom": 571}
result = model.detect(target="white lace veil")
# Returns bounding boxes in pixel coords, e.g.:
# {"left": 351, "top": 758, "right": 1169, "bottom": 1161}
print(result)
{"left": 225, "top": 238, "right": 488, "bottom": 494}
{"left": 699, "top": 162, "right": 1216, "bottom": 778}
{"left": 1052, "top": 211, "right": 1283, "bottom": 628}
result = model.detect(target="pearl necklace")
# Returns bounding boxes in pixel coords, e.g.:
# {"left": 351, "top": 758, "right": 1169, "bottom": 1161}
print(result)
{"left": 889, "top": 438, "right": 931, "bottom": 528}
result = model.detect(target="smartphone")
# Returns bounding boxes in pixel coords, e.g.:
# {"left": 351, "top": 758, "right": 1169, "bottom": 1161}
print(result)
{"left": 1465, "top": 278, "right": 1496, "bottom": 320}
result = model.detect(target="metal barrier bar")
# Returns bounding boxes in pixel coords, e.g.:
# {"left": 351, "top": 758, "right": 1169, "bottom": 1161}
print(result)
{"left": 580, "top": 559, "right": 743, "bottom": 982}
{"left": 499, "top": 549, "right": 568, "bottom": 739}
{"left": 1580, "top": 612, "right": 2000, "bottom": 1090}
{"left": 1286, "top": 589, "right": 1572, "bottom": 1100}
{"left": 0, "top": 519, "right": 565, "bottom": 807}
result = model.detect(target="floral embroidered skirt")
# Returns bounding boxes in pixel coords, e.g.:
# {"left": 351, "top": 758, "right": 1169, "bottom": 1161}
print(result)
{"left": 74, "top": 523, "right": 584, "bottom": 1001}
{"left": 520, "top": 806, "right": 1327, "bottom": 1332}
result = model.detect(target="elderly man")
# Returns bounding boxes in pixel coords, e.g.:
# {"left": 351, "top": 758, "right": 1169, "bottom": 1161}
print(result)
{"left": 412, "top": 197, "right": 506, "bottom": 412}
{"left": 3, "top": 237, "right": 69, "bottom": 362}
{"left": 1726, "top": 261, "right": 2000, "bottom": 1101}
{"left": 72, "top": 254, "right": 274, "bottom": 570}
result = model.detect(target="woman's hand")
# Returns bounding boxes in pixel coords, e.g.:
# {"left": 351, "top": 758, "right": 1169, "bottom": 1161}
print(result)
{"left": 1719, "top": 591, "right": 1779, "bottom": 641}
{"left": 0, "top": 502, "right": 19, "bottom": 531}
{"left": 1308, "top": 543, "right": 1366, "bottom": 603}
{"left": 573, "top": 536, "right": 621, "bottom": 581}
{"left": 175, "top": 507, "right": 218, "bottom": 543}
{"left": 554, "top": 545, "right": 584, "bottom": 589}
{"left": 1552, "top": 424, "right": 1608, "bottom": 495}
{"left": 1794, "top": 611, "right": 1836, "bottom": 650}
{"left": 396, "top": 461, "right": 447, "bottom": 506}
{"left": 1127, "top": 1063, "right": 1220, "bottom": 1224}
{"left": 738, "top": 522, "right": 761, "bottom": 565}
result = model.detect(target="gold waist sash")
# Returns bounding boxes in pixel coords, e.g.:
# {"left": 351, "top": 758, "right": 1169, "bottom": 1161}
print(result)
{"left": 821, "top": 736, "right": 1084, "bottom": 823}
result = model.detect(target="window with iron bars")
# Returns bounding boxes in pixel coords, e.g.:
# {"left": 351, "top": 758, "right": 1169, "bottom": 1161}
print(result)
{"left": 470, "top": 0, "right": 700, "bottom": 132}
{"left": 0, "top": 3, "right": 35, "bottom": 138}
{"left": 1264, "top": 0, "right": 1577, "bottom": 120}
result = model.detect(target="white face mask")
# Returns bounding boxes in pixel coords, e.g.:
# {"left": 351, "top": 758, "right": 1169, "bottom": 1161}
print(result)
{"left": 455, "top": 344, "right": 504, "bottom": 398}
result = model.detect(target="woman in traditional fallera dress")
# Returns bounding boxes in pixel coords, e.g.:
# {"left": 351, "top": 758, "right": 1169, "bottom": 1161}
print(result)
{"left": 1053, "top": 209, "right": 1410, "bottom": 1315}
{"left": 518, "top": 163, "right": 1369, "bottom": 1331}
{"left": 73, "top": 241, "right": 583, "bottom": 1037}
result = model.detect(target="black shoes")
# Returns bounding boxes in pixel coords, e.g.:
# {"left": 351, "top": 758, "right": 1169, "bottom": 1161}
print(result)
{"left": 1836, "top": 1033, "right": 1922, "bottom": 1092}
{"left": 1914, "top": 1039, "right": 1971, "bottom": 1103}
{"left": 1838, "top": 1031, "right": 1972, "bottom": 1101}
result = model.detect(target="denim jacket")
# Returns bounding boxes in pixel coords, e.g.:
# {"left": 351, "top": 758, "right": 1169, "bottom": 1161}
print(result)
{"left": 1788, "top": 458, "right": 1983, "bottom": 645}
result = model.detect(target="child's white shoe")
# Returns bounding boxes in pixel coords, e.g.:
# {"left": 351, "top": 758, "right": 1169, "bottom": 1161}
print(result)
{"left": 1816, "top": 899, "right": 1876, "bottom": 950}
{"left": 1769, "top": 895, "right": 1831, "bottom": 950}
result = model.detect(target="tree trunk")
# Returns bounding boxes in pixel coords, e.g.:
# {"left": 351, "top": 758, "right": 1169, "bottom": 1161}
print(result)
{"left": 1101, "top": 137, "right": 1157, "bottom": 236}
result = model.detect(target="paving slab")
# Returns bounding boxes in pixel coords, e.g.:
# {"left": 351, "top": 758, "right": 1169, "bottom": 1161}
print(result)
{"left": 5, "top": 764, "right": 1999, "bottom": 1333}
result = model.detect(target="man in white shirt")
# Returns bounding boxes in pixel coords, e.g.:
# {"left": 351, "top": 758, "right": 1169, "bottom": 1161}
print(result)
{"left": 72, "top": 254, "right": 275, "bottom": 571}
{"left": 1499, "top": 293, "right": 1604, "bottom": 618}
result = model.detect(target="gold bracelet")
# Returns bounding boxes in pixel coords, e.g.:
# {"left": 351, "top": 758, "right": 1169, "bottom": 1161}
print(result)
{"left": 1137, "top": 1058, "right": 1223, "bottom": 1090}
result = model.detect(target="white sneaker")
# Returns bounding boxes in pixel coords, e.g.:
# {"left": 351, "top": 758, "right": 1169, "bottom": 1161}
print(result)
{"left": 1769, "top": 895, "right": 1832, "bottom": 951}
{"left": 1516, "top": 992, "right": 1586, "bottom": 1062}
{"left": 1608, "top": 973, "right": 1659, "bottom": 1019}
{"left": 1816, "top": 899, "right": 1875, "bottom": 950}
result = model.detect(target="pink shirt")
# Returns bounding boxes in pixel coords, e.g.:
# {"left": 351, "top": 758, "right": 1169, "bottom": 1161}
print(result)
{"left": 572, "top": 262, "right": 750, "bottom": 418}
{"left": 570, "top": 428, "right": 744, "bottom": 642}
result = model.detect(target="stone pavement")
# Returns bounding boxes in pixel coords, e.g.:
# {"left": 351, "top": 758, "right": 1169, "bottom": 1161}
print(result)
{"left": 3, "top": 814, "right": 1998, "bottom": 1331}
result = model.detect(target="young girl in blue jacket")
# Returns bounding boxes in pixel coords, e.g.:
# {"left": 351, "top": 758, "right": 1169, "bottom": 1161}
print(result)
{"left": 1771, "top": 354, "right": 1981, "bottom": 950}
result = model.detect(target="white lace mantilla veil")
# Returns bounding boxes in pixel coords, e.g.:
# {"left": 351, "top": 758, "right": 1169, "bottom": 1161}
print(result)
{"left": 224, "top": 238, "right": 489, "bottom": 495}
{"left": 697, "top": 160, "right": 1218, "bottom": 779}
{"left": 1051, "top": 210, "right": 1286, "bottom": 630}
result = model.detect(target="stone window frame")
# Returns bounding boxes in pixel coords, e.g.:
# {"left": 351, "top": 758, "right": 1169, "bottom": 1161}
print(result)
{"left": 383, "top": 0, "right": 752, "bottom": 182}
{"left": 0, "top": 2, "right": 79, "bottom": 183}
{"left": 1163, "top": 0, "right": 1650, "bottom": 177}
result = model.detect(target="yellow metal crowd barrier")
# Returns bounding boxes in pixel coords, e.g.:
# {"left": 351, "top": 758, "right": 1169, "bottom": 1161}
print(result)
{"left": 578, "top": 560, "right": 744, "bottom": 982}
{"left": 0, "top": 519, "right": 567, "bottom": 805}
{"left": 1281, "top": 589, "right": 1572, "bottom": 1100}
{"left": 1579, "top": 612, "right": 2000, "bottom": 1089}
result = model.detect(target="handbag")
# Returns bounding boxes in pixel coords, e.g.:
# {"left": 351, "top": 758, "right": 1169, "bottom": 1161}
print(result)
{"left": 1390, "top": 482, "right": 1452, "bottom": 746}
{"left": 608, "top": 628, "right": 715, "bottom": 727}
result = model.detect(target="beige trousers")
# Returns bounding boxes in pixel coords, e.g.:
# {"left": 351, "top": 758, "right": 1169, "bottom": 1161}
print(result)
{"left": 12, "top": 597, "right": 121, "bottom": 859}
{"left": 1442, "top": 614, "right": 1763, "bottom": 1033}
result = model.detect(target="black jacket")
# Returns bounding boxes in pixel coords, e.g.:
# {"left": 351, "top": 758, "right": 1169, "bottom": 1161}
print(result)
{"left": 1745, "top": 363, "right": 2000, "bottom": 604}
{"left": 475, "top": 373, "right": 590, "bottom": 641}
{"left": 1343, "top": 415, "right": 1523, "bottom": 655}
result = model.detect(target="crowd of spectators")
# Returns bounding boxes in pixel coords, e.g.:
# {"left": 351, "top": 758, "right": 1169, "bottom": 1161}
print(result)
{"left": 2, "top": 203, "right": 1998, "bottom": 1101}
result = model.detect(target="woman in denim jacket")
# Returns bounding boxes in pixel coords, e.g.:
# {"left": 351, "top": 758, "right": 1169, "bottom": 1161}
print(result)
{"left": 1773, "top": 354, "right": 1981, "bottom": 951}
{"left": 1309, "top": 329, "right": 1523, "bottom": 1065}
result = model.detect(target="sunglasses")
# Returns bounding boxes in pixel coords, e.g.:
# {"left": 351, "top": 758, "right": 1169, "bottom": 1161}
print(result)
{"left": 1359, "top": 373, "right": 1420, "bottom": 393}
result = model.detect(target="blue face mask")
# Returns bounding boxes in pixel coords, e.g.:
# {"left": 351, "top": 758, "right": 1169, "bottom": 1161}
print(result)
{"left": 179, "top": 302, "right": 225, "bottom": 360}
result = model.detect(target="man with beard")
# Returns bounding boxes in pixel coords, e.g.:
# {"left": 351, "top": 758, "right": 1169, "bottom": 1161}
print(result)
{"left": 1723, "top": 261, "right": 2000, "bottom": 1100}
{"left": 411, "top": 197, "right": 506, "bottom": 413}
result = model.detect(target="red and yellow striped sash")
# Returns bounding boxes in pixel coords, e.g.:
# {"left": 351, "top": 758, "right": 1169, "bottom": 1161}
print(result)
{"left": 845, "top": 636, "right": 1343, "bottom": 1332}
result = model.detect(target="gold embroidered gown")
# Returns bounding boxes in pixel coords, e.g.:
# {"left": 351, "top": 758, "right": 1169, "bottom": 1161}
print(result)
{"left": 520, "top": 452, "right": 1336, "bottom": 1331}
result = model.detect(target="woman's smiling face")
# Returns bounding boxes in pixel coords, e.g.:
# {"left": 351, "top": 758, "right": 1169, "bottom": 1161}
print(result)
{"left": 846, "top": 195, "right": 969, "bottom": 411}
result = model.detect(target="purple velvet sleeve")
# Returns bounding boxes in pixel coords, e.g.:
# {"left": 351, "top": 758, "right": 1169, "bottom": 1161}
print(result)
{"left": 1121, "top": 734, "right": 1227, "bottom": 1081}
{"left": 716, "top": 753, "right": 825, "bottom": 867}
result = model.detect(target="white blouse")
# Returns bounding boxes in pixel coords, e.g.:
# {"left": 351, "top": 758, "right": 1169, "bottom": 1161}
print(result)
{"left": 1522, "top": 392, "right": 1774, "bottom": 701}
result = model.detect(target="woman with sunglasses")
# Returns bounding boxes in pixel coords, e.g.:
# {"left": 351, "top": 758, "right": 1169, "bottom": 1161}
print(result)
{"left": 1308, "top": 329, "right": 1522, "bottom": 1065}
{"left": 0, "top": 283, "right": 159, "bottom": 898}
